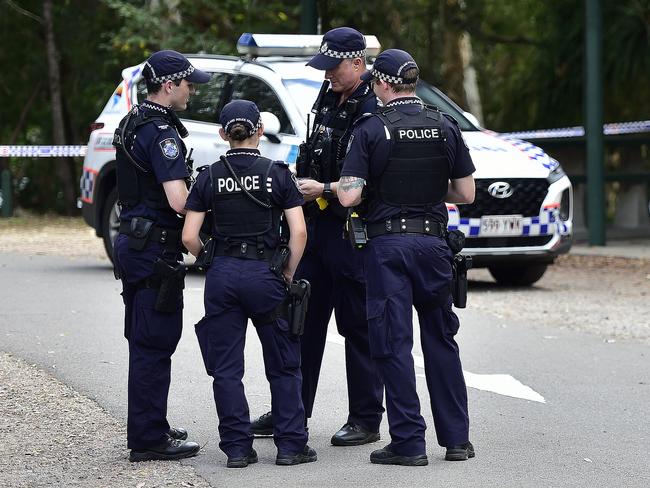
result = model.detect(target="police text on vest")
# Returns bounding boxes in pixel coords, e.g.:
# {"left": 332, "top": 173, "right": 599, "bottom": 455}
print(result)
{"left": 397, "top": 128, "right": 440, "bottom": 140}
{"left": 217, "top": 175, "right": 261, "bottom": 192}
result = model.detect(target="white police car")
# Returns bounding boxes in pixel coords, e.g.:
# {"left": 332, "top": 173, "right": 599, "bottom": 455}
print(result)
{"left": 80, "top": 34, "right": 572, "bottom": 286}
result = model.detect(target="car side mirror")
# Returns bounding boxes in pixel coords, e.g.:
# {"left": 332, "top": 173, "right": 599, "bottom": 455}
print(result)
{"left": 261, "top": 111, "right": 281, "bottom": 144}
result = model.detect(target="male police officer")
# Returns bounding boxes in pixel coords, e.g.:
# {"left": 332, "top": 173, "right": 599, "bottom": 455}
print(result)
{"left": 251, "top": 27, "right": 384, "bottom": 446}
{"left": 338, "top": 49, "right": 476, "bottom": 465}
{"left": 112, "top": 50, "right": 210, "bottom": 461}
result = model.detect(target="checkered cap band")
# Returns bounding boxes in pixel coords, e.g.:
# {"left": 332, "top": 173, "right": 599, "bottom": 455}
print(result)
{"left": 371, "top": 68, "right": 417, "bottom": 84}
{"left": 146, "top": 62, "right": 195, "bottom": 84}
{"left": 319, "top": 42, "right": 366, "bottom": 59}
{"left": 224, "top": 117, "right": 261, "bottom": 136}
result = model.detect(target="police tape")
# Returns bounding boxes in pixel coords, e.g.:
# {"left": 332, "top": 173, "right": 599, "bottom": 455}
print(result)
{"left": 502, "top": 120, "right": 650, "bottom": 140}
{"left": 0, "top": 145, "right": 88, "bottom": 158}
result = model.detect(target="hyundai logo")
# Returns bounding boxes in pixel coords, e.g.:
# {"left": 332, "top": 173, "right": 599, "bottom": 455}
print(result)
{"left": 487, "top": 181, "right": 514, "bottom": 199}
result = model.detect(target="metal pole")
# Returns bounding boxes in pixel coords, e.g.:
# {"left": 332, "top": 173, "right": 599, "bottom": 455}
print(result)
{"left": 300, "top": 0, "right": 318, "bottom": 34}
{"left": 585, "top": 0, "right": 605, "bottom": 245}
{"left": 1, "top": 169, "right": 13, "bottom": 218}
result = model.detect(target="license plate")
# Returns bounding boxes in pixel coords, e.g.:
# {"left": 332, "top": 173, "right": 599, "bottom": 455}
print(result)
{"left": 480, "top": 215, "right": 523, "bottom": 236}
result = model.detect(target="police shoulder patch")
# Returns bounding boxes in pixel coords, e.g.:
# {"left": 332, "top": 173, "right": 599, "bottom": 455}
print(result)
{"left": 159, "top": 138, "right": 180, "bottom": 160}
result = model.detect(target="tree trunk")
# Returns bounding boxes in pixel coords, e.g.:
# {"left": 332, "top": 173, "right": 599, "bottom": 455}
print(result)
{"left": 43, "top": 0, "right": 76, "bottom": 215}
{"left": 459, "top": 32, "right": 484, "bottom": 125}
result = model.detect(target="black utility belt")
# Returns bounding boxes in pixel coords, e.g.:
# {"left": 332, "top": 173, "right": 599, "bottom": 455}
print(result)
{"left": 366, "top": 217, "right": 446, "bottom": 239}
{"left": 119, "top": 219, "right": 181, "bottom": 251}
{"left": 213, "top": 241, "right": 275, "bottom": 261}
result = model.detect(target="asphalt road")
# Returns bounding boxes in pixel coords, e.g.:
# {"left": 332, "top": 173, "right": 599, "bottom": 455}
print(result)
{"left": 1, "top": 253, "right": 648, "bottom": 487}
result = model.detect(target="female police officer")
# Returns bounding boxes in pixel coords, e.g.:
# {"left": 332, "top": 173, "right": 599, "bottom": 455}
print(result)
{"left": 182, "top": 100, "right": 316, "bottom": 468}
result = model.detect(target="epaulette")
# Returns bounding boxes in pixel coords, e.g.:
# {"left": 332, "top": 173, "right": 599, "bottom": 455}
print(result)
{"left": 196, "top": 164, "right": 210, "bottom": 173}
{"left": 352, "top": 112, "right": 375, "bottom": 127}
{"left": 155, "top": 123, "right": 171, "bottom": 131}
{"left": 442, "top": 112, "right": 460, "bottom": 126}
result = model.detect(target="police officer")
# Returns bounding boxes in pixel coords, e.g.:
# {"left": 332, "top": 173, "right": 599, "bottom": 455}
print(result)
{"left": 182, "top": 100, "right": 316, "bottom": 467}
{"left": 338, "top": 49, "right": 476, "bottom": 465}
{"left": 251, "top": 27, "right": 384, "bottom": 446}
{"left": 112, "top": 50, "right": 210, "bottom": 462}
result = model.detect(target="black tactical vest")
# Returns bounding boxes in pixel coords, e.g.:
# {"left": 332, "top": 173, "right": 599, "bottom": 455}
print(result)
{"left": 210, "top": 156, "right": 283, "bottom": 250}
{"left": 113, "top": 106, "right": 175, "bottom": 210}
{"left": 312, "top": 87, "right": 376, "bottom": 183}
{"left": 372, "top": 106, "right": 450, "bottom": 206}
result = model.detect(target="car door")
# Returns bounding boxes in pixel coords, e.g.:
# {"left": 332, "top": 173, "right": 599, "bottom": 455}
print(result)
{"left": 227, "top": 73, "right": 302, "bottom": 163}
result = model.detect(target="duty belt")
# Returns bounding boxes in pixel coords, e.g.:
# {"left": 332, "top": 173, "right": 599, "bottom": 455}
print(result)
{"left": 213, "top": 240, "right": 275, "bottom": 261}
{"left": 366, "top": 217, "right": 447, "bottom": 239}
{"left": 118, "top": 220, "right": 181, "bottom": 250}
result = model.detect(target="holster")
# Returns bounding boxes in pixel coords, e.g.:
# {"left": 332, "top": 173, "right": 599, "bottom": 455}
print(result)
{"left": 452, "top": 254, "right": 472, "bottom": 308}
{"left": 194, "top": 238, "right": 215, "bottom": 271}
{"left": 152, "top": 258, "right": 186, "bottom": 313}
{"left": 344, "top": 211, "right": 368, "bottom": 249}
{"left": 269, "top": 245, "right": 291, "bottom": 279}
{"left": 128, "top": 217, "right": 154, "bottom": 251}
{"left": 287, "top": 279, "right": 311, "bottom": 336}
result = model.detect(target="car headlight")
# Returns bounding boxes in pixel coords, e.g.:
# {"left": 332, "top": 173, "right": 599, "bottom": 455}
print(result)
{"left": 547, "top": 159, "right": 566, "bottom": 183}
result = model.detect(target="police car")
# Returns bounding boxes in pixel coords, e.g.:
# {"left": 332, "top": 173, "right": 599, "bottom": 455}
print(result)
{"left": 80, "top": 34, "right": 572, "bottom": 286}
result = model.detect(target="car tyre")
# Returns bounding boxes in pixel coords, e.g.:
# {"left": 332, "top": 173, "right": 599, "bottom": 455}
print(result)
{"left": 101, "top": 187, "right": 120, "bottom": 264}
{"left": 488, "top": 263, "right": 548, "bottom": 287}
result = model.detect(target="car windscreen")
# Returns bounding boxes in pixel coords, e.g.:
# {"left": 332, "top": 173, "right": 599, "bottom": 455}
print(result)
{"left": 415, "top": 81, "right": 477, "bottom": 131}
{"left": 284, "top": 78, "right": 477, "bottom": 131}
{"left": 283, "top": 78, "right": 323, "bottom": 123}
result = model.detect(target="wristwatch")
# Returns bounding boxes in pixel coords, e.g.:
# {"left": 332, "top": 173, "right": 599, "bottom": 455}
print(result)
{"left": 322, "top": 182, "right": 334, "bottom": 199}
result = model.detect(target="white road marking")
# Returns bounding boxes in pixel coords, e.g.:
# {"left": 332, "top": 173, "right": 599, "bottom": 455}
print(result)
{"left": 326, "top": 333, "right": 546, "bottom": 403}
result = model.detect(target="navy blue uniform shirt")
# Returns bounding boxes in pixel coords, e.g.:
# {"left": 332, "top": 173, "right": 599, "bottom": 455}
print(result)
{"left": 341, "top": 97, "right": 475, "bottom": 225}
{"left": 185, "top": 148, "right": 303, "bottom": 248}
{"left": 119, "top": 101, "right": 189, "bottom": 230}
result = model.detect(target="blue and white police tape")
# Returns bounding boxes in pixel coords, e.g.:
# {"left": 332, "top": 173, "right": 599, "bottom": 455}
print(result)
{"left": 502, "top": 120, "right": 650, "bottom": 141}
{"left": 0, "top": 145, "right": 88, "bottom": 158}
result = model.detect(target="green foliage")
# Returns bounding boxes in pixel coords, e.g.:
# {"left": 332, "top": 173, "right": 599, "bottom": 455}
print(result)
{"left": 0, "top": 0, "right": 649, "bottom": 213}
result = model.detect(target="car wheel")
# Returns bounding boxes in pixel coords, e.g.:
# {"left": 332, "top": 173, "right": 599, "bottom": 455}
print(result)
{"left": 488, "top": 263, "right": 548, "bottom": 287}
{"left": 101, "top": 188, "right": 120, "bottom": 263}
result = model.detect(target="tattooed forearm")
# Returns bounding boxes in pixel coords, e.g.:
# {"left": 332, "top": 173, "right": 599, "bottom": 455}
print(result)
{"left": 339, "top": 176, "right": 366, "bottom": 192}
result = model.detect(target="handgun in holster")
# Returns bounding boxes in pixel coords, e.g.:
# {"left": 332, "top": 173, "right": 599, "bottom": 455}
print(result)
{"left": 153, "top": 258, "right": 186, "bottom": 313}
{"left": 452, "top": 254, "right": 472, "bottom": 308}
{"left": 344, "top": 211, "right": 368, "bottom": 249}
{"left": 287, "top": 279, "right": 311, "bottom": 336}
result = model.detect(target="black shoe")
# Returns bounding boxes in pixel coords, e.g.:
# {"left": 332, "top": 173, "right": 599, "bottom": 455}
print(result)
{"left": 129, "top": 437, "right": 200, "bottom": 462}
{"left": 276, "top": 445, "right": 318, "bottom": 466}
{"left": 167, "top": 427, "right": 188, "bottom": 440}
{"left": 227, "top": 448, "right": 258, "bottom": 468}
{"left": 251, "top": 411, "right": 273, "bottom": 437}
{"left": 370, "top": 447, "right": 428, "bottom": 466}
{"left": 445, "top": 442, "right": 475, "bottom": 461}
{"left": 331, "top": 422, "right": 380, "bottom": 446}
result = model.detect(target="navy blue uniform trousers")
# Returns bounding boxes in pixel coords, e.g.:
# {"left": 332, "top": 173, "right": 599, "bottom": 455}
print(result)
{"left": 195, "top": 257, "right": 308, "bottom": 458}
{"left": 296, "top": 210, "right": 383, "bottom": 431}
{"left": 114, "top": 234, "right": 183, "bottom": 450}
{"left": 363, "top": 234, "right": 469, "bottom": 455}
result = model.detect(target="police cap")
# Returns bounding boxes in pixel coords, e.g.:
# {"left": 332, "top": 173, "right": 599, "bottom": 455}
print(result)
{"left": 143, "top": 50, "right": 211, "bottom": 84}
{"left": 361, "top": 48, "right": 419, "bottom": 84}
{"left": 307, "top": 27, "right": 366, "bottom": 71}
{"left": 219, "top": 100, "right": 261, "bottom": 135}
